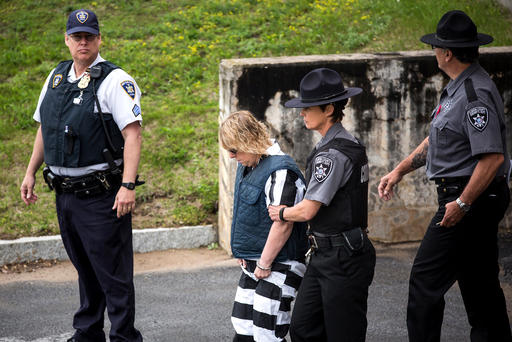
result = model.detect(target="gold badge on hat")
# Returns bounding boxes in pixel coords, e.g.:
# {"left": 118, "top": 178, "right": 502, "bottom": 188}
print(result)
{"left": 78, "top": 73, "right": 90, "bottom": 89}
{"left": 76, "top": 11, "right": 89, "bottom": 24}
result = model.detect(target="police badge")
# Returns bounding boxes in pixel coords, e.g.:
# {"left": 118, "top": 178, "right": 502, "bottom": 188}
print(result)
{"left": 78, "top": 73, "right": 90, "bottom": 89}
{"left": 314, "top": 156, "right": 333, "bottom": 183}
{"left": 467, "top": 106, "right": 489, "bottom": 131}
{"left": 76, "top": 10, "right": 89, "bottom": 24}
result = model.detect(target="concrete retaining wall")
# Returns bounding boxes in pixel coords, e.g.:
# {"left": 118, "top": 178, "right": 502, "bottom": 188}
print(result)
{"left": 218, "top": 47, "right": 512, "bottom": 250}
{"left": 0, "top": 225, "right": 217, "bottom": 265}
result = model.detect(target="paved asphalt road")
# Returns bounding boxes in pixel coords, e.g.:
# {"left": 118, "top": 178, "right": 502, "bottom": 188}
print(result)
{"left": 1, "top": 243, "right": 511, "bottom": 342}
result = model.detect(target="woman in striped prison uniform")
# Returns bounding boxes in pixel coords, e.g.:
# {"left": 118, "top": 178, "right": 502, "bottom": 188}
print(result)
{"left": 220, "top": 110, "right": 308, "bottom": 342}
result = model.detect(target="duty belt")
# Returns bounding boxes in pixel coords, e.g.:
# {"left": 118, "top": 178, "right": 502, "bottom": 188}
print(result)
{"left": 43, "top": 166, "right": 121, "bottom": 198}
{"left": 309, "top": 228, "right": 367, "bottom": 249}
{"left": 305, "top": 227, "right": 368, "bottom": 260}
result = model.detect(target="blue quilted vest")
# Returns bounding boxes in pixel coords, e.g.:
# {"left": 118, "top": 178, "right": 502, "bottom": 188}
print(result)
{"left": 39, "top": 60, "right": 124, "bottom": 167}
{"left": 231, "top": 155, "right": 308, "bottom": 261}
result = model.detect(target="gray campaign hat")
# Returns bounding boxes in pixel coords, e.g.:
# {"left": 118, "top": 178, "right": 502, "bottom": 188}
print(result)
{"left": 66, "top": 9, "right": 100, "bottom": 35}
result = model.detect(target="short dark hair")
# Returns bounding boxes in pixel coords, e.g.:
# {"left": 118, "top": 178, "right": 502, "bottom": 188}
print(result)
{"left": 320, "top": 99, "right": 348, "bottom": 122}
{"left": 449, "top": 46, "right": 479, "bottom": 63}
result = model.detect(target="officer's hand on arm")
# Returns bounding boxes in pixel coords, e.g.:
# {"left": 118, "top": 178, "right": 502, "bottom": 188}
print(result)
{"left": 21, "top": 126, "right": 44, "bottom": 205}
{"left": 268, "top": 205, "right": 286, "bottom": 222}
{"left": 268, "top": 200, "right": 322, "bottom": 222}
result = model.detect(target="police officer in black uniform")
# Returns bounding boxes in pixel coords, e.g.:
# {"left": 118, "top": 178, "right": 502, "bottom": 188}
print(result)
{"left": 378, "top": 10, "right": 512, "bottom": 342}
{"left": 20, "top": 9, "right": 143, "bottom": 342}
{"left": 269, "top": 68, "right": 376, "bottom": 341}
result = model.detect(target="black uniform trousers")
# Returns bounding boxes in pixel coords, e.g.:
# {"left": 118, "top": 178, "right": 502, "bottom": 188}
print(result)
{"left": 407, "top": 179, "right": 512, "bottom": 342}
{"left": 290, "top": 235, "right": 376, "bottom": 342}
{"left": 56, "top": 188, "right": 143, "bottom": 342}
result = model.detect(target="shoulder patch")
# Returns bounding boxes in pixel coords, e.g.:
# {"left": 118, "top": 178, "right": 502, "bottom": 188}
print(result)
{"left": 52, "top": 74, "right": 63, "bottom": 88}
{"left": 313, "top": 156, "right": 333, "bottom": 183}
{"left": 121, "top": 80, "right": 136, "bottom": 99}
{"left": 132, "top": 104, "right": 141, "bottom": 117}
{"left": 467, "top": 106, "right": 488, "bottom": 132}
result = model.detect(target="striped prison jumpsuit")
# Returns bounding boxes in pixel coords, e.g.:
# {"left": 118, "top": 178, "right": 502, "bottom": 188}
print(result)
{"left": 231, "top": 142, "right": 306, "bottom": 341}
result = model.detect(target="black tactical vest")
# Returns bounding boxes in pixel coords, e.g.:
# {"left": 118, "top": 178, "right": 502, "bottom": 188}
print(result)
{"left": 39, "top": 60, "right": 124, "bottom": 167}
{"left": 305, "top": 138, "right": 369, "bottom": 235}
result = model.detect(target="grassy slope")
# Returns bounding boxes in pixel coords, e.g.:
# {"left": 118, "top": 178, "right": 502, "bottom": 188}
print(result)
{"left": 1, "top": 0, "right": 511, "bottom": 238}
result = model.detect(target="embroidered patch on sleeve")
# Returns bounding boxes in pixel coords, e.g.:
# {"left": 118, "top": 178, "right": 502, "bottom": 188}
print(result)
{"left": 466, "top": 106, "right": 489, "bottom": 132}
{"left": 313, "top": 156, "right": 333, "bottom": 183}
{"left": 132, "top": 104, "right": 141, "bottom": 117}
{"left": 52, "top": 74, "right": 63, "bottom": 88}
{"left": 121, "top": 80, "right": 136, "bottom": 100}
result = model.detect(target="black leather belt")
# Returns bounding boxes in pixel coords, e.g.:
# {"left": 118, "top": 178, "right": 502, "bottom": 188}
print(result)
{"left": 309, "top": 228, "right": 367, "bottom": 249}
{"left": 434, "top": 176, "right": 470, "bottom": 185}
{"left": 434, "top": 175, "right": 507, "bottom": 195}
{"left": 309, "top": 233, "right": 345, "bottom": 249}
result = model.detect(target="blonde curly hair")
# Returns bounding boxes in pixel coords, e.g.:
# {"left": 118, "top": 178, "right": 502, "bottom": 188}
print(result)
{"left": 219, "top": 110, "right": 272, "bottom": 155}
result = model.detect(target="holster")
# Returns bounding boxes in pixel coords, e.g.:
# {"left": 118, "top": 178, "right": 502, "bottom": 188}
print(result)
{"left": 341, "top": 227, "right": 365, "bottom": 256}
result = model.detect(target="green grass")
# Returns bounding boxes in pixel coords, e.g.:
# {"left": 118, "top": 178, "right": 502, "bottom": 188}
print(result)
{"left": 1, "top": 0, "right": 511, "bottom": 239}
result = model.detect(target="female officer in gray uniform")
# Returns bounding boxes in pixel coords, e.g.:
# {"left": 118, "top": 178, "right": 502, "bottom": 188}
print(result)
{"left": 269, "top": 68, "right": 376, "bottom": 341}
{"left": 378, "top": 10, "right": 511, "bottom": 342}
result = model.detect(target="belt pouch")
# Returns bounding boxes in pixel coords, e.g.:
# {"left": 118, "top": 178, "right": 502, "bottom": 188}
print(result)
{"left": 342, "top": 227, "right": 365, "bottom": 255}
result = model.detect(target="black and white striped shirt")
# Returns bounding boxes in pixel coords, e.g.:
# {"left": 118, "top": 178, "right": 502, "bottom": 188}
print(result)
{"left": 263, "top": 141, "right": 306, "bottom": 208}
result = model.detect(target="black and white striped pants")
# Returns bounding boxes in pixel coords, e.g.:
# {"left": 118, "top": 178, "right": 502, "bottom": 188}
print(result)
{"left": 231, "top": 260, "right": 306, "bottom": 342}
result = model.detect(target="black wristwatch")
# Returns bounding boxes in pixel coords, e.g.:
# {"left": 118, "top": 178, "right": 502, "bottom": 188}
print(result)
{"left": 121, "top": 182, "right": 136, "bottom": 190}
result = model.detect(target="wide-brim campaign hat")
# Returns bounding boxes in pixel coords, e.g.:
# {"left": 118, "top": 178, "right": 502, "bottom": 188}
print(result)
{"left": 420, "top": 10, "right": 493, "bottom": 48}
{"left": 66, "top": 9, "right": 100, "bottom": 35}
{"left": 285, "top": 68, "right": 362, "bottom": 108}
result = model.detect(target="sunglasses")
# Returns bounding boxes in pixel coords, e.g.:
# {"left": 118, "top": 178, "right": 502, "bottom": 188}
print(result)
{"left": 69, "top": 34, "right": 98, "bottom": 42}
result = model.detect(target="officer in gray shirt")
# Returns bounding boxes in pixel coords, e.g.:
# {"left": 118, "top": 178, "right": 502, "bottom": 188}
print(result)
{"left": 269, "top": 68, "right": 375, "bottom": 341}
{"left": 378, "top": 10, "right": 511, "bottom": 341}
